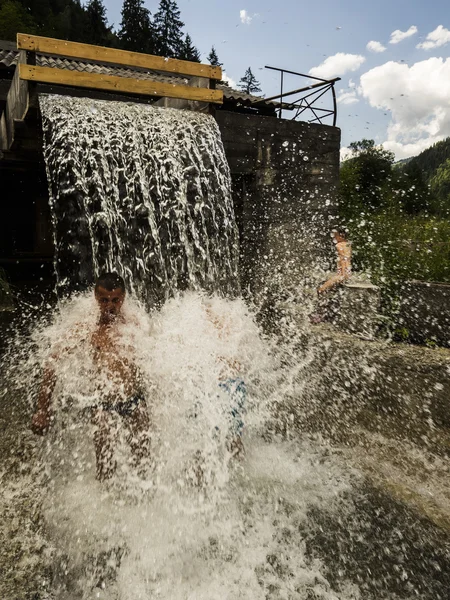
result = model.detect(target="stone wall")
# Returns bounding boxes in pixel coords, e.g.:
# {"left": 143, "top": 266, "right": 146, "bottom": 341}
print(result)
{"left": 215, "top": 111, "right": 341, "bottom": 301}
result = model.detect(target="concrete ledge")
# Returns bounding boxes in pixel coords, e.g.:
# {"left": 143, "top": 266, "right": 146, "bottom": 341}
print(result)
{"left": 335, "top": 281, "right": 380, "bottom": 339}
{"left": 274, "top": 319, "right": 450, "bottom": 457}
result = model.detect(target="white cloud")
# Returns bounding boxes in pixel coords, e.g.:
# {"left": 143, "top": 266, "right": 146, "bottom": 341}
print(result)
{"left": 389, "top": 25, "right": 418, "bottom": 44}
{"left": 222, "top": 72, "right": 237, "bottom": 89}
{"left": 417, "top": 25, "right": 450, "bottom": 50}
{"left": 366, "top": 40, "right": 386, "bottom": 53}
{"left": 337, "top": 90, "right": 359, "bottom": 105}
{"left": 340, "top": 147, "right": 352, "bottom": 162}
{"left": 309, "top": 53, "right": 366, "bottom": 79}
{"left": 359, "top": 57, "right": 450, "bottom": 159}
{"left": 240, "top": 10, "right": 252, "bottom": 25}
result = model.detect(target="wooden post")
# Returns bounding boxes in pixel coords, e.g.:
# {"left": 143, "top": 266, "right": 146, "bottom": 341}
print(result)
{"left": 3, "top": 50, "right": 29, "bottom": 150}
{"left": 209, "top": 78, "right": 217, "bottom": 118}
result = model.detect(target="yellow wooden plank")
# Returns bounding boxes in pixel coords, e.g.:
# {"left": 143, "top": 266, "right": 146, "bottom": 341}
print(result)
{"left": 17, "top": 33, "right": 222, "bottom": 81}
{"left": 19, "top": 64, "right": 224, "bottom": 104}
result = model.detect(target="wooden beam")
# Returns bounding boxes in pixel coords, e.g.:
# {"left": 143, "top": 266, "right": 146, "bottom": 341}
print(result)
{"left": 17, "top": 33, "right": 223, "bottom": 81}
{"left": 3, "top": 51, "right": 29, "bottom": 150}
{"left": 19, "top": 64, "right": 224, "bottom": 104}
{"left": 0, "top": 112, "right": 7, "bottom": 151}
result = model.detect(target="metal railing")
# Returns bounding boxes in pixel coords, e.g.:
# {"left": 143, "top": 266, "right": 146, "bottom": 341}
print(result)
{"left": 264, "top": 66, "right": 340, "bottom": 126}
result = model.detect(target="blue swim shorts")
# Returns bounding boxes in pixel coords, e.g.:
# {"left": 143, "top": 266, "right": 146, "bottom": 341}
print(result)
{"left": 218, "top": 378, "right": 247, "bottom": 436}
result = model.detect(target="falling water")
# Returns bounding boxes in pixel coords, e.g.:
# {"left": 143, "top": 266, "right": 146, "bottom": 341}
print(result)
{"left": 39, "top": 95, "right": 240, "bottom": 305}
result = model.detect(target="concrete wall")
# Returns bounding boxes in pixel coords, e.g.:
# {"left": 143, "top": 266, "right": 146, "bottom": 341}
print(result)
{"left": 216, "top": 111, "right": 341, "bottom": 301}
{"left": 398, "top": 280, "right": 450, "bottom": 347}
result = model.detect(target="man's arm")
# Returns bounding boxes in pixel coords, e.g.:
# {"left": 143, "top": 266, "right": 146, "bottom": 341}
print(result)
{"left": 317, "top": 273, "right": 346, "bottom": 295}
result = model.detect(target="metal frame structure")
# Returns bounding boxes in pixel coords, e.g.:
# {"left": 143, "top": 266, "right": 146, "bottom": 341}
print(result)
{"left": 265, "top": 66, "right": 340, "bottom": 126}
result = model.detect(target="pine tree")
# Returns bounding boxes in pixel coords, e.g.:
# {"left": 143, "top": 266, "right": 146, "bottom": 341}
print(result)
{"left": 178, "top": 33, "right": 200, "bottom": 62}
{"left": 19, "top": 0, "right": 51, "bottom": 33}
{"left": 118, "top": 0, "right": 154, "bottom": 54}
{"left": 85, "top": 0, "right": 110, "bottom": 45}
{"left": 238, "top": 67, "right": 261, "bottom": 95}
{"left": 50, "top": 1, "right": 90, "bottom": 42}
{"left": 207, "top": 46, "right": 222, "bottom": 67}
{"left": 153, "top": 0, "right": 184, "bottom": 58}
{"left": 0, "top": 0, "right": 37, "bottom": 40}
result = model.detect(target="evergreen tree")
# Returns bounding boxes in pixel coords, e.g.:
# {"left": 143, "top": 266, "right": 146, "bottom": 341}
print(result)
{"left": 178, "top": 33, "right": 200, "bottom": 62}
{"left": 118, "top": 0, "right": 154, "bottom": 54}
{"left": 153, "top": 0, "right": 184, "bottom": 58}
{"left": 238, "top": 67, "right": 261, "bottom": 95}
{"left": 430, "top": 157, "right": 450, "bottom": 215}
{"left": 85, "top": 0, "right": 110, "bottom": 45}
{"left": 207, "top": 45, "right": 222, "bottom": 67}
{"left": 50, "top": 0, "right": 90, "bottom": 41}
{"left": 0, "top": 0, "right": 37, "bottom": 40}
{"left": 18, "top": 0, "right": 51, "bottom": 33}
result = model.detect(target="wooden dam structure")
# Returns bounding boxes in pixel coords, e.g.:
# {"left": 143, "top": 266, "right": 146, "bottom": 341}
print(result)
{"left": 0, "top": 33, "right": 341, "bottom": 300}
{"left": 1, "top": 33, "right": 225, "bottom": 159}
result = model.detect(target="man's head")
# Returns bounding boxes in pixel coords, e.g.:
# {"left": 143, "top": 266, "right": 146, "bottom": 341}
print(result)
{"left": 331, "top": 227, "right": 348, "bottom": 244}
{"left": 94, "top": 272, "right": 126, "bottom": 324}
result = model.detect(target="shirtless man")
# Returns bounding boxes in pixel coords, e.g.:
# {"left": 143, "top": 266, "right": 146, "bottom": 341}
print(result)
{"left": 317, "top": 228, "right": 352, "bottom": 295}
{"left": 205, "top": 301, "right": 246, "bottom": 458}
{"left": 31, "top": 272, "right": 150, "bottom": 481}
{"left": 310, "top": 229, "right": 352, "bottom": 324}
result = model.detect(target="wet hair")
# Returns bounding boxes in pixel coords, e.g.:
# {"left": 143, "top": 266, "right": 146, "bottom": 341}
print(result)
{"left": 95, "top": 271, "right": 126, "bottom": 293}
{"left": 331, "top": 226, "right": 348, "bottom": 239}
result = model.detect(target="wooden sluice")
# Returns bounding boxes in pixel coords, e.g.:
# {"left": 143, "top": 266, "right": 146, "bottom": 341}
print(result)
{"left": 0, "top": 33, "right": 223, "bottom": 155}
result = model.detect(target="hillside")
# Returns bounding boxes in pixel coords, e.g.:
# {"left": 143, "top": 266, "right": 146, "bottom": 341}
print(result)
{"left": 404, "top": 137, "right": 450, "bottom": 183}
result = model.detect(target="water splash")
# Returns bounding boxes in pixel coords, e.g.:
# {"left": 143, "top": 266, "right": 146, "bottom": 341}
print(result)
{"left": 2, "top": 291, "right": 369, "bottom": 600}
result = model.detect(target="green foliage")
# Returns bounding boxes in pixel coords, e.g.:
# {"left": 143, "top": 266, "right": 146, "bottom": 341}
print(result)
{"left": 118, "top": 0, "right": 154, "bottom": 53}
{"left": 0, "top": 0, "right": 37, "bottom": 40}
{"left": 393, "top": 327, "right": 410, "bottom": 342}
{"left": 85, "top": 0, "right": 111, "bottom": 46}
{"left": 393, "top": 161, "right": 432, "bottom": 215}
{"left": 153, "top": 0, "right": 184, "bottom": 58}
{"left": 341, "top": 138, "right": 450, "bottom": 219}
{"left": 406, "top": 137, "right": 450, "bottom": 183}
{"left": 51, "top": 1, "right": 90, "bottom": 41}
{"left": 178, "top": 33, "right": 200, "bottom": 62}
{"left": 340, "top": 139, "right": 395, "bottom": 212}
{"left": 340, "top": 139, "right": 450, "bottom": 324}
{"left": 207, "top": 46, "right": 222, "bottom": 67}
{"left": 238, "top": 67, "right": 261, "bottom": 95}
{"left": 347, "top": 212, "right": 450, "bottom": 285}
{"left": 429, "top": 157, "right": 450, "bottom": 216}
{"left": 2, "top": 0, "right": 204, "bottom": 64}
{"left": 17, "top": 0, "right": 50, "bottom": 33}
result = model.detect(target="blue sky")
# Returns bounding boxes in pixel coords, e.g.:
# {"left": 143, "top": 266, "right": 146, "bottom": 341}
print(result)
{"left": 103, "top": 0, "right": 450, "bottom": 159}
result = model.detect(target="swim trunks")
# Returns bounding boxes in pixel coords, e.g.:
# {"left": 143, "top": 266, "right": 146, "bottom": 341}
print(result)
{"left": 94, "top": 394, "right": 145, "bottom": 417}
{"left": 218, "top": 378, "right": 247, "bottom": 436}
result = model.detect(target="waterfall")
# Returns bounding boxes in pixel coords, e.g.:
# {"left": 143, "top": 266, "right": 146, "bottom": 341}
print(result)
{"left": 39, "top": 95, "right": 240, "bottom": 306}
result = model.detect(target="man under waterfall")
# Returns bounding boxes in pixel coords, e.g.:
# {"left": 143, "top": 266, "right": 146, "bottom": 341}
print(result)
{"left": 31, "top": 272, "right": 151, "bottom": 481}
